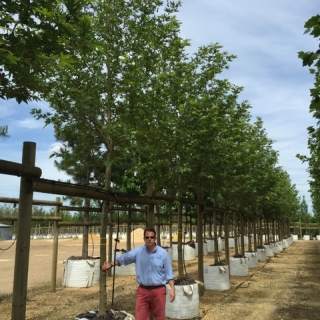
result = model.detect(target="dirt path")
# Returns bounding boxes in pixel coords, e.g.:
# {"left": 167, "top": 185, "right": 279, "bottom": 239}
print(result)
{"left": 0, "top": 239, "right": 319, "bottom": 320}
{"left": 203, "top": 240, "right": 320, "bottom": 319}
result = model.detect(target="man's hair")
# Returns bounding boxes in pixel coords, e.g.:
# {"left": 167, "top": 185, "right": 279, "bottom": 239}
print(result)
{"left": 144, "top": 227, "right": 156, "bottom": 237}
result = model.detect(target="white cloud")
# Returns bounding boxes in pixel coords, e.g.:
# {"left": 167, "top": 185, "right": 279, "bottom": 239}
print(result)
{"left": 0, "top": 103, "right": 15, "bottom": 118}
{"left": 48, "top": 142, "right": 64, "bottom": 154}
{"left": 0, "top": 142, "right": 70, "bottom": 202}
{"left": 14, "top": 118, "right": 45, "bottom": 129}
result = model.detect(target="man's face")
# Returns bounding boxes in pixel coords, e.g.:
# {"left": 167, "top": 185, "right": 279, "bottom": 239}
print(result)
{"left": 144, "top": 231, "right": 156, "bottom": 247}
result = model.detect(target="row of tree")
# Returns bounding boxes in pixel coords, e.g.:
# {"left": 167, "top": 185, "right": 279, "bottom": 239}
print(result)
{"left": 0, "top": 196, "right": 315, "bottom": 229}
{"left": 298, "top": 15, "right": 320, "bottom": 220}
{"left": 1, "top": 1, "right": 309, "bottom": 223}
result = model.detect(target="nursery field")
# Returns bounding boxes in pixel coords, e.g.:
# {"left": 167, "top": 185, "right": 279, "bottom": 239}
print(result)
{"left": 0, "top": 236, "right": 319, "bottom": 320}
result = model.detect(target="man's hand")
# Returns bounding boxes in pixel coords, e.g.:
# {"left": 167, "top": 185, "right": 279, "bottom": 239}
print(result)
{"left": 168, "top": 279, "right": 175, "bottom": 302}
{"left": 169, "top": 289, "right": 175, "bottom": 302}
{"left": 101, "top": 262, "right": 112, "bottom": 271}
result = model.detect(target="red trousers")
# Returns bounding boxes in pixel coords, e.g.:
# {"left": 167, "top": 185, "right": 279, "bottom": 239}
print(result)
{"left": 135, "top": 285, "right": 166, "bottom": 320}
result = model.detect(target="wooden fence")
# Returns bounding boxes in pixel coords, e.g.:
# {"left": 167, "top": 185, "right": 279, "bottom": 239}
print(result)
{"left": 290, "top": 221, "right": 320, "bottom": 238}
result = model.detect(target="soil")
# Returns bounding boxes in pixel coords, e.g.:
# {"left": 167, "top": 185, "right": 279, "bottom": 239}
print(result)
{"left": 0, "top": 233, "right": 319, "bottom": 320}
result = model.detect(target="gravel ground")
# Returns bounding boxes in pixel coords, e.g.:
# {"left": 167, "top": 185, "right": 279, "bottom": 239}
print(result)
{"left": 0, "top": 238, "right": 319, "bottom": 320}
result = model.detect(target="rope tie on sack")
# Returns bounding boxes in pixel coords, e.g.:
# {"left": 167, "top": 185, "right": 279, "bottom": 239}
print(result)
{"left": 219, "top": 266, "right": 227, "bottom": 274}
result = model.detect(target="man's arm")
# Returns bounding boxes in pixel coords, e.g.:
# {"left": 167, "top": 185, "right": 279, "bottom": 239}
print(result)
{"left": 101, "top": 259, "right": 120, "bottom": 271}
{"left": 102, "top": 247, "right": 138, "bottom": 271}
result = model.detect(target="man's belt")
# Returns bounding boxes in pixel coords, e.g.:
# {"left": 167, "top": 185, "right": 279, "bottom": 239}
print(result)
{"left": 139, "top": 284, "right": 165, "bottom": 290}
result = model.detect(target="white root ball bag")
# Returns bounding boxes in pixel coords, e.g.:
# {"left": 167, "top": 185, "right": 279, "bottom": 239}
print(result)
{"left": 165, "top": 282, "right": 199, "bottom": 319}
{"left": 230, "top": 257, "right": 248, "bottom": 276}
{"left": 203, "top": 265, "right": 230, "bottom": 291}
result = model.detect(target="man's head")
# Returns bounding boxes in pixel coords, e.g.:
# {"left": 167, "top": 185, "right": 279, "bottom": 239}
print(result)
{"left": 144, "top": 227, "right": 156, "bottom": 238}
{"left": 144, "top": 228, "right": 157, "bottom": 248}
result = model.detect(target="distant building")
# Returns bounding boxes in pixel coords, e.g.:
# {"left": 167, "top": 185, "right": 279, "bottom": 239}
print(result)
{"left": 0, "top": 223, "right": 11, "bottom": 240}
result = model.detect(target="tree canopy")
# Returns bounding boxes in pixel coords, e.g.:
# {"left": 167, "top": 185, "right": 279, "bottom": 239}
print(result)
{"left": 28, "top": 0, "right": 300, "bottom": 221}
{"left": 0, "top": 0, "right": 94, "bottom": 103}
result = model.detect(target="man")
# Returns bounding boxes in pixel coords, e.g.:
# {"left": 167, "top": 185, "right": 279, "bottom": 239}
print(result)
{"left": 102, "top": 227, "right": 175, "bottom": 320}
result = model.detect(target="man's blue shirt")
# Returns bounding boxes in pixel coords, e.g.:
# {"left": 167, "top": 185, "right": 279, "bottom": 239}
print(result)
{"left": 116, "top": 245, "right": 174, "bottom": 286}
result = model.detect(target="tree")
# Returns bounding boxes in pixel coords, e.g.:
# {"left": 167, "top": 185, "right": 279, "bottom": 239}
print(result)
{"left": 32, "top": 0, "right": 188, "bottom": 193}
{"left": 258, "top": 167, "right": 299, "bottom": 241}
{"left": 299, "top": 195, "right": 309, "bottom": 235}
{"left": 129, "top": 42, "right": 243, "bottom": 198}
{"left": 0, "top": 203, "right": 18, "bottom": 216}
{"left": 0, "top": 0, "right": 93, "bottom": 103}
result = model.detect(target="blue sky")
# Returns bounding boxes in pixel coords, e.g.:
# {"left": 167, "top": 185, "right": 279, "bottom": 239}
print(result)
{"left": 0, "top": 1, "right": 318, "bottom": 211}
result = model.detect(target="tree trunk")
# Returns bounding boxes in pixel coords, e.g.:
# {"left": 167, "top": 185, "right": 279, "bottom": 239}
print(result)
{"left": 147, "top": 179, "right": 155, "bottom": 228}
{"left": 177, "top": 203, "right": 183, "bottom": 278}
{"left": 197, "top": 191, "right": 204, "bottom": 296}
{"left": 240, "top": 213, "right": 245, "bottom": 256}
{"left": 99, "top": 137, "right": 113, "bottom": 312}
{"left": 213, "top": 211, "right": 219, "bottom": 264}
{"left": 234, "top": 213, "right": 239, "bottom": 256}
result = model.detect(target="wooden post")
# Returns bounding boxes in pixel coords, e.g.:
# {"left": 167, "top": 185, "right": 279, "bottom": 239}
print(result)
{"left": 12, "top": 142, "right": 36, "bottom": 320}
{"left": 156, "top": 205, "right": 161, "bottom": 246}
{"left": 99, "top": 201, "right": 108, "bottom": 313}
{"left": 146, "top": 179, "right": 154, "bottom": 228}
{"left": 51, "top": 197, "right": 60, "bottom": 292}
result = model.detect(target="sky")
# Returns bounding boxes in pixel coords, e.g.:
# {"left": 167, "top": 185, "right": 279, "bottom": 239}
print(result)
{"left": 0, "top": 0, "right": 318, "bottom": 212}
